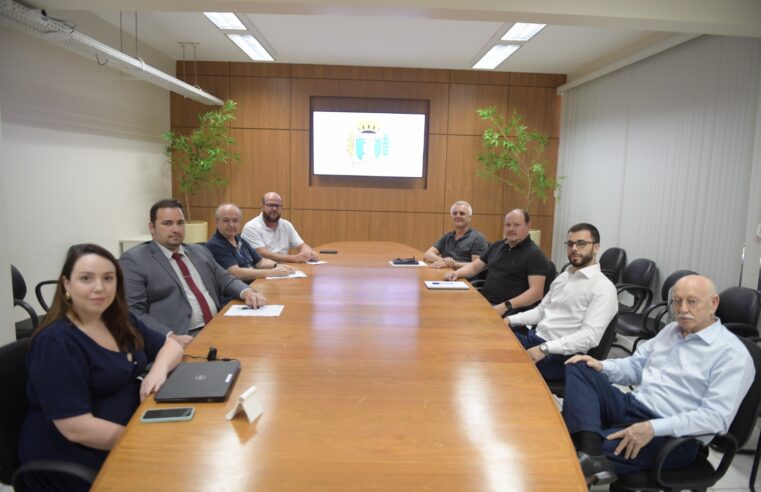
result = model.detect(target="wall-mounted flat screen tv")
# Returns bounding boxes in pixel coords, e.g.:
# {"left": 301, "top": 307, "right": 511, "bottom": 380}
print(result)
{"left": 310, "top": 98, "right": 429, "bottom": 179}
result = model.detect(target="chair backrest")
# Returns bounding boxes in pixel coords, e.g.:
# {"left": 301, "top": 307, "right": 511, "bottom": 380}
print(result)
{"left": 716, "top": 287, "right": 761, "bottom": 338}
{"left": 0, "top": 337, "right": 30, "bottom": 485}
{"left": 587, "top": 314, "right": 618, "bottom": 360}
{"left": 725, "top": 337, "right": 761, "bottom": 449}
{"left": 659, "top": 270, "right": 699, "bottom": 302}
{"left": 543, "top": 261, "right": 557, "bottom": 296}
{"left": 620, "top": 258, "right": 656, "bottom": 287}
{"left": 10, "top": 265, "right": 27, "bottom": 301}
{"left": 599, "top": 247, "right": 626, "bottom": 284}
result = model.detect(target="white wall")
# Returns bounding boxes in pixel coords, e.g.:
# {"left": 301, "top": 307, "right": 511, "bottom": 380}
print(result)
{"left": 0, "top": 22, "right": 172, "bottom": 325}
{"left": 554, "top": 35, "right": 761, "bottom": 294}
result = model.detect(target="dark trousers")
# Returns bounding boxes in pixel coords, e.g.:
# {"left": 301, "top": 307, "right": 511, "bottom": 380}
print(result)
{"left": 562, "top": 362, "right": 699, "bottom": 475}
{"left": 514, "top": 330, "right": 571, "bottom": 381}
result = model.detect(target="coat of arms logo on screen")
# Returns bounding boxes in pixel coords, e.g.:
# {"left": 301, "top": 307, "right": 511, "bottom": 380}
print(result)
{"left": 347, "top": 120, "right": 390, "bottom": 165}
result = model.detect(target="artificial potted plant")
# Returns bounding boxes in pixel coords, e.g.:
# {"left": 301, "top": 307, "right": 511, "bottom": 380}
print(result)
{"left": 163, "top": 99, "right": 241, "bottom": 243}
{"left": 476, "top": 107, "right": 561, "bottom": 246}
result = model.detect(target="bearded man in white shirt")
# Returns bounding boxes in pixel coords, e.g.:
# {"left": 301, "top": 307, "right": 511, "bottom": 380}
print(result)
{"left": 506, "top": 222, "right": 618, "bottom": 381}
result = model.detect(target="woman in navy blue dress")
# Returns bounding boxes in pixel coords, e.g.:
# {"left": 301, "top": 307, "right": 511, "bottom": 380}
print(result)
{"left": 18, "top": 244, "right": 184, "bottom": 491}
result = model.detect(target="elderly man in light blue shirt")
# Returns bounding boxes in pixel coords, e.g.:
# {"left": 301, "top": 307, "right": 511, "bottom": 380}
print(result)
{"left": 562, "top": 274, "right": 755, "bottom": 486}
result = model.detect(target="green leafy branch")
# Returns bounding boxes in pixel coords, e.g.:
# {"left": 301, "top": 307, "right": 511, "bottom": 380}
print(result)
{"left": 163, "top": 99, "right": 241, "bottom": 221}
{"left": 476, "top": 107, "right": 561, "bottom": 210}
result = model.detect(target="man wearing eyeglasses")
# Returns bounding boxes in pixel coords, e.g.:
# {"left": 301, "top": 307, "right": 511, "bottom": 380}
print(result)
{"left": 424, "top": 201, "right": 488, "bottom": 270}
{"left": 505, "top": 222, "right": 618, "bottom": 381}
{"left": 561, "top": 274, "right": 754, "bottom": 486}
{"left": 241, "top": 192, "right": 318, "bottom": 264}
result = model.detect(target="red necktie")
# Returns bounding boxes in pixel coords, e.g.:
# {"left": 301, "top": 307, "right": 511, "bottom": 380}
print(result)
{"left": 172, "top": 252, "right": 213, "bottom": 325}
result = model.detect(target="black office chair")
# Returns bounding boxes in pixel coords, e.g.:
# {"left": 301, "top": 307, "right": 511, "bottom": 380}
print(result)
{"left": 616, "top": 258, "right": 657, "bottom": 314}
{"left": 613, "top": 270, "right": 697, "bottom": 354}
{"left": 34, "top": 279, "right": 58, "bottom": 313}
{"left": 0, "top": 337, "right": 97, "bottom": 491}
{"left": 716, "top": 286, "right": 761, "bottom": 340}
{"left": 11, "top": 266, "right": 39, "bottom": 339}
{"left": 545, "top": 315, "right": 618, "bottom": 397}
{"left": 599, "top": 247, "right": 627, "bottom": 284}
{"left": 610, "top": 336, "right": 761, "bottom": 492}
{"left": 543, "top": 261, "right": 557, "bottom": 296}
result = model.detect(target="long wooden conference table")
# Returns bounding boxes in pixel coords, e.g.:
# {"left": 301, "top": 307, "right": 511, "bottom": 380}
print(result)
{"left": 94, "top": 241, "right": 586, "bottom": 491}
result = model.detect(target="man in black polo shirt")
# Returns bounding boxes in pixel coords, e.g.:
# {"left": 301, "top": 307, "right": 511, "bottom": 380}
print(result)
{"left": 446, "top": 209, "right": 548, "bottom": 316}
{"left": 424, "top": 200, "right": 488, "bottom": 270}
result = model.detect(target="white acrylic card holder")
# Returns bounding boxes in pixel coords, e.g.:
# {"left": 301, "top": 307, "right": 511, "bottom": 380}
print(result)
{"left": 225, "top": 384, "right": 264, "bottom": 423}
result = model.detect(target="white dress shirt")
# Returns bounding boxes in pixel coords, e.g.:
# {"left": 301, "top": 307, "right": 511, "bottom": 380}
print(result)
{"left": 601, "top": 320, "right": 754, "bottom": 439}
{"left": 156, "top": 243, "right": 218, "bottom": 329}
{"left": 508, "top": 263, "right": 618, "bottom": 355}
{"left": 241, "top": 213, "right": 304, "bottom": 254}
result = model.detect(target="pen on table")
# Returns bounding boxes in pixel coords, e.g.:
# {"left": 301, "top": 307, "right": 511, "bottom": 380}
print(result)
{"left": 241, "top": 305, "right": 261, "bottom": 310}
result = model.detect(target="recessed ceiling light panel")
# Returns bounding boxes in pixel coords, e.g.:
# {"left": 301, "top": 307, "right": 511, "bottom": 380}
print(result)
{"left": 473, "top": 45, "right": 520, "bottom": 70}
{"left": 227, "top": 34, "right": 274, "bottom": 61}
{"left": 502, "top": 23, "right": 546, "bottom": 42}
{"left": 203, "top": 12, "right": 246, "bottom": 30}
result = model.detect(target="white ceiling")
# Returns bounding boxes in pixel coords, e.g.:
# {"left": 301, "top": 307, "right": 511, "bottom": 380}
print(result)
{"left": 33, "top": 1, "right": 761, "bottom": 82}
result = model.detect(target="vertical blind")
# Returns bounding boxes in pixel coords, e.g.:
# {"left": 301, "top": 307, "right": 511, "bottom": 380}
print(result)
{"left": 553, "top": 35, "right": 761, "bottom": 291}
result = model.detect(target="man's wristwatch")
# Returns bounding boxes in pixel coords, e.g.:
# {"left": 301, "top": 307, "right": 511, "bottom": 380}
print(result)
{"left": 504, "top": 300, "right": 513, "bottom": 311}
{"left": 539, "top": 343, "right": 550, "bottom": 356}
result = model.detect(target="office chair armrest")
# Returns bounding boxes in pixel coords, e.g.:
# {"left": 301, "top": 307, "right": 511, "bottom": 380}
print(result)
{"left": 34, "top": 280, "right": 58, "bottom": 312}
{"left": 13, "top": 299, "right": 39, "bottom": 329}
{"left": 640, "top": 301, "right": 669, "bottom": 336}
{"left": 654, "top": 434, "right": 736, "bottom": 487}
{"left": 723, "top": 322, "right": 759, "bottom": 339}
{"left": 616, "top": 284, "right": 654, "bottom": 313}
{"left": 470, "top": 279, "right": 485, "bottom": 291}
{"left": 12, "top": 460, "right": 98, "bottom": 489}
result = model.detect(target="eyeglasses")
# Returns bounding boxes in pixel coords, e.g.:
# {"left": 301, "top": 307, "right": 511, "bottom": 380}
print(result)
{"left": 264, "top": 203, "right": 282, "bottom": 209}
{"left": 670, "top": 297, "right": 701, "bottom": 308}
{"left": 564, "top": 240, "right": 597, "bottom": 249}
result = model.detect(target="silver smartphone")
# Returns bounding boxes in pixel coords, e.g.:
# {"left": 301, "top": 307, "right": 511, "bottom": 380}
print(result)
{"left": 140, "top": 407, "right": 195, "bottom": 423}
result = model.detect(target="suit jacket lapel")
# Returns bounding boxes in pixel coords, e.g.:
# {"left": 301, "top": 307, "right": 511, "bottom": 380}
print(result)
{"left": 149, "top": 241, "right": 184, "bottom": 291}
{"left": 183, "top": 244, "right": 220, "bottom": 306}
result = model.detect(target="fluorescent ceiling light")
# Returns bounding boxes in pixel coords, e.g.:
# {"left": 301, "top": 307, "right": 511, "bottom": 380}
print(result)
{"left": 0, "top": 0, "right": 223, "bottom": 105}
{"left": 203, "top": 12, "right": 246, "bottom": 31}
{"left": 473, "top": 45, "right": 520, "bottom": 70}
{"left": 501, "top": 23, "right": 546, "bottom": 42}
{"left": 227, "top": 34, "right": 273, "bottom": 62}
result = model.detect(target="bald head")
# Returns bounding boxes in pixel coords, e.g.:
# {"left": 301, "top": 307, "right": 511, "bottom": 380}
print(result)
{"left": 262, "top": 192, "right": 282, "bottom": 205}
{"left": 215, "top": 203, "right": 243, "bottom": 240}
{"left": 672, "top": 275, "right": 719, "bottom": 335}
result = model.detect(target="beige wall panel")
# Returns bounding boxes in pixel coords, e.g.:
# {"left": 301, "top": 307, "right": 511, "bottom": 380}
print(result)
{"left": 230, "top": 129, "right": 291, "bottom": 209}
{"left": 231, "top": 77, "right": 292, "bottom": 129}
{"left": 230, "top": 63, "right": 292, "bottom": 78}
{"left": 448, "top": 84, "right": 509, "bottom": 136}
{"left": 292, "top": 64, "right": 450, "bottom": 83}
{"left": 171, "top": 76, "right": 231, "bottom": 128}
{"left": 186, "top": 206, "right": 218, "bottom": 239}
{"left": 367, "top": 212, "right": 442, "bottom": 251}
{"left": 508, "top": 86, "right": 562, "bottom": 138}
{"left": 290, "top": 131, "right": 446, "bottom": 213}
{"left": 445, "top": 135, "right": 504, "bottom": 216}
{"left": 290, "top": 209, "right": 371, "bottom": 247}
{"left": 500, "top": 139, "right": 559, "bottom": 217}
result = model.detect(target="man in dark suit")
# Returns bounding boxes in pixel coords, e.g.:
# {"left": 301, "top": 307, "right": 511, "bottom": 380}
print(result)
{"left": 120, "top": 199, "right": 266, "bottom": 346}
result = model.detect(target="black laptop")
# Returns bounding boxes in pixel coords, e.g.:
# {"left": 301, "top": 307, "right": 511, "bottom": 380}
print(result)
{"left": 154, "top": 360, "right": 241, "bottom": 403}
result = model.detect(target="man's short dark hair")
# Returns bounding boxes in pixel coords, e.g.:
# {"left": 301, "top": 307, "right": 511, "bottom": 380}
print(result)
{"left": 568, "top": 223, "right": 600, "bottom": 243}
{"left": 150, "top": 199, "right": 184, "bottom": 224}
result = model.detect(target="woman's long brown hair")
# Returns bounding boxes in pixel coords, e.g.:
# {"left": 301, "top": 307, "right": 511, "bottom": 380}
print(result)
{"left": 32, "top": 243, "right": 144, "bottom": 352}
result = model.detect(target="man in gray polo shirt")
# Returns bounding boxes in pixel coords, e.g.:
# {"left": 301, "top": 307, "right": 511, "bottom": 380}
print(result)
{"left": 424, "top": 200, "right": 488, "bottom": 270}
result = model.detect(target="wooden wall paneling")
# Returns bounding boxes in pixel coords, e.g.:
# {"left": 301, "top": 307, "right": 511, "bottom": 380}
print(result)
{"left": 290, "top": 131, "right": 446, "bottom": 213}
{"left": 509, "top": 72, "right": 566, "bottom": 88}
{"left": 238, "top": 208, "right": 292, "bottom": 226}
{"left": 445, "top": 135, "right": 504, "bottom": 216}
{"left": 367, "top": 212, "right": 442, "bottom": 251}
{"left": 449, "top": 70, "right": 511, "bottom": 86}
{"left": 289, "top": 209, "right": 370, "bottom": 247}
{"left": 230, "top": 63, "right": 292, "bottom": 78}
{"left": 508, "top": 86, "right": 561, "bottom": 138}
{"left": 530, "top": 214, "right": 556, "bottom": 258}
{"left": 472, "top": 214, "right": 505, "bottom": 245}
{"left": 170, "top": 76, "right": 232, "bottom": 128}
{"left": 230, "top": 129, "right": 292, "bottom": 209}
{"left": 291, "top": 64, "right": 450, "bottom": 84}
{"left": 231, "top": 77, "right": 292, "bottom": 129}
{"left": 291, "top": 78, "right": 342, "bottom": 130}
{"left": 176, "top": 61, "right": 230, "bottom": 77}
{"left": 169, "top": 127, "right": 232, "bottom": 209}
{"left": 186, "top": 206, "right": 218, "bottom": 240}
{"left": 448, "top": 84, "right": 509, "bottom": 136}
{"left": 499, "top": 138, "right": 558, "bottom": 216}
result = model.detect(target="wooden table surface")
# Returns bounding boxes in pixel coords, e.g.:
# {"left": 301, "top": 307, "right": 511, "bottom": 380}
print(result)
{"left": 94, "top": 241, "right": 585, "bottom": 491}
